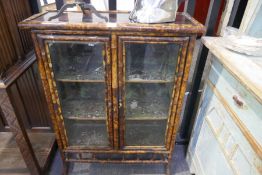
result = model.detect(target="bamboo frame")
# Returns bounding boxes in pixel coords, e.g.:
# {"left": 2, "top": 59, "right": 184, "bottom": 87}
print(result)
{"left": 36, "top": 34, "right": 114, "bottom": 150}
{"left": 117, "top": 36, "right": 190, "bottom": 151}
{"left": 168, "top": 36, "right": 196, "bottom": 160}
{"left": 20, "top": 11, "right": 205, "bottom": 173}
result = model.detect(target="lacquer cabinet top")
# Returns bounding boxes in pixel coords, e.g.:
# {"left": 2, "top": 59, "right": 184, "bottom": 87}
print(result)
{"left": 19, "top": 11, "right": 205, "bottom": 34}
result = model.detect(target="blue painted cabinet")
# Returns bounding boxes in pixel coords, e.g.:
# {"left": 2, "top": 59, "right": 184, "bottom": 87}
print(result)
{"left": 187, "top": 37, "right": 262, "bottom": 175}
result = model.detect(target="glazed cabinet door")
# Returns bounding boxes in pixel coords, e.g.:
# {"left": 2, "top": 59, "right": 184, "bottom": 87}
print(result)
{"left": 118, "top": 36, "right": 189, "bottom": 150}
{"left": 36, "top": 35, "right": 113, "bottom": 149}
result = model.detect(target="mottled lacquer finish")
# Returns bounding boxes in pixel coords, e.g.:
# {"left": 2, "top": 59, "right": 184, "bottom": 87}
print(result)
{"left": 19, "top": 11, "right": 205, "bottom": 174}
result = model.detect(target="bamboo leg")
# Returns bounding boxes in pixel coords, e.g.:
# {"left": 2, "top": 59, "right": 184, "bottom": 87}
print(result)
{"left": 166, "top": 161, "right": 171, "bottom": 175}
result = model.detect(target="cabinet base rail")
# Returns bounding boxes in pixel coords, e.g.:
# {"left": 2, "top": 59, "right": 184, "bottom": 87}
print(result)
{"left": 66, "top": 159, "right": 168, "bottom": 164}
{"left": 64, "top": 152, "right": 169, "bottom": 164}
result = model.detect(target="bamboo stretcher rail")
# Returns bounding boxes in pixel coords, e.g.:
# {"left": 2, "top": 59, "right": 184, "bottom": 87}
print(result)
{"left": 66, "top": 159, "right": 168, "bottom": 164}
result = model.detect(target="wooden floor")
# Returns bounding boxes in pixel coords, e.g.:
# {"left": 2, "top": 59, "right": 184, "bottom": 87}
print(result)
{"left": 47, "top": 144, "right": 190, "bottom": 175}
{"left": 0, "top": 132, "right": 55, "bottom": 175}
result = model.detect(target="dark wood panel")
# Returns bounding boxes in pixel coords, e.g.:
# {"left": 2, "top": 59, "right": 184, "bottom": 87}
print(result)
{"left": 0, "top": 0, "right": 24, "bottom": 60}
{"left": 16, "top": 66, "right": 50, "bottom": 127}
{"left": 0, "top": 0, "right": 51, "bottom": 130}
{"left": 0, "top": 88, "right": 42, "bottom": 174}
{"left": 0, "top": 0, "right": 33, "bottom": 71}
{"left": 9, "top": 82, "right": 31, "bottom": 128}
{"left": 5, "top": 0, "right": 33, "bottom": 55}
{"left": 4, "top": 65, "right": 51, "bottom": 129}
{"left": 0, "top": 108, "right": 7, "bottom": 130}
{"left": 0, "top": 3, "right": 18, "bottom": 72}
{"left": 0, "top": 48, "right": 56, "bottom": 174}
{"left": 12, "top": 0, "right": 33, "bottom": 53}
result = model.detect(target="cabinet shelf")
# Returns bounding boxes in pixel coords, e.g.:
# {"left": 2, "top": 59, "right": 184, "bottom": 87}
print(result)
{"left": 126, "top": 67, "right": 175, "bottom": 83}
{"left": 64, "top": 119, "right": 167, "bottom": 147}
{"left": 126, "top": 79, "right": 173, "bottom": 84}
{"left": 62, "top": 99, "right": 105, "bottom": 120}
{"left": 126, "top": 120, "right": 167, "bottom": 146}
{"left": 57, "top": 78, "right": 104, "bottom": 83}
{"left": 56, "top": 78, "right": 173, "bottom": 84}
{"left": 61, "top": 97, "right": 169, "bottom": 121}
{"left": 55, "top": 73, "right": 104, "bottom": 83}
{"left": 66, "top": 116, "right": 167, "bottom": 121}
{"left": 64, "top": 119, "right": 109, "bottom": 147}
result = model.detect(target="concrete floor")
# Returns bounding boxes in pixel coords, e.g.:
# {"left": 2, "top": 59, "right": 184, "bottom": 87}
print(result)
{"left": 47, "top": 144, "right": 190, "bottom": 175}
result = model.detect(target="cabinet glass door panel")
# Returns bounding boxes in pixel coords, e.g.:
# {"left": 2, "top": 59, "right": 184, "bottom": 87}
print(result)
{"left": 47, "top": 39, "right": 110, "bottom": 147}
{"left": 48, "top": 41, "right": 105, "bottom": 81}
{"left": 126, "top": 43, "right": 179, "bottom": 82}
{"left": 123, "top": 41, "right": 181, "bottom": 147}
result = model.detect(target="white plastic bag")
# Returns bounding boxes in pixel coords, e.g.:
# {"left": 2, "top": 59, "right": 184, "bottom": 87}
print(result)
{"left": 219, "top": 27, "right": 262, "bottom": 56}
{"left": 129, "top": 0, "right": 178, "bottom": 23}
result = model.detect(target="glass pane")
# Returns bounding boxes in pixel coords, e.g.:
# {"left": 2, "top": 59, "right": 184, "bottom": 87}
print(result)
{"left": 126, "top": 43, "right": 179, "bottom": 81}
{"left": 48, "top": 41, "right": 109, "bottom": 147}
{"left": 49, "top": 41, "right": 104, "bottom": 81}
{"left": 37, "top": 12, "right": 194, "bottom": 25}
{"left": 124, "top": 43, "right": 180, "bottom": 146}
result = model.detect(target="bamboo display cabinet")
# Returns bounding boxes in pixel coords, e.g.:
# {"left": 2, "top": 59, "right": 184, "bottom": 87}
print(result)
{"left": 19, "top": 10, "right": 205, "bottom": 173}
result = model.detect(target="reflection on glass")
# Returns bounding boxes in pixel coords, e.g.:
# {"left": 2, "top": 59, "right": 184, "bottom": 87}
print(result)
{"left": 126, "top": 43, "right": 179, "bottom": 81}
{"left": 48, "top": 42, "right": 109, "bottom": 147}
{"left": 49, "top": 42, "right": 104, "bottom": 81}
{"left": 126, "top": 120, "right": 167, "bottom": 146}
{"left": 126, "top": 83, "right": 172, "bottom": 119}
{"left": 125, "top": 43, "right": 180, "bottom": 146}
{"left": 64, "top": 119, "right": 109, "bottom": 147}
{"left": 57, "top": 83, "right": 105, "bottom": 119}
